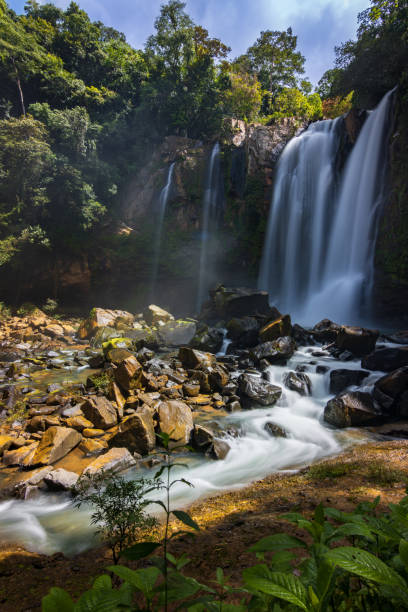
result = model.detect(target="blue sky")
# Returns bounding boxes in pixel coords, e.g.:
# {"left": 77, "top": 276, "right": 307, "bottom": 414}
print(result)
{"left": 8, "top": 0, "right": 369, "bottom": 84}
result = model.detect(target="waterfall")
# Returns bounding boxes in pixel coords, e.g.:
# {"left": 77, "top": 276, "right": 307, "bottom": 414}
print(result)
{"left": 196, "top": 142, "right": 223, "bottom": 310}
{"left": 258, "top": 89, "right": 394, "bottom": 326}
{"left": 149, "top": 162, "right": 175, "bottom": 302}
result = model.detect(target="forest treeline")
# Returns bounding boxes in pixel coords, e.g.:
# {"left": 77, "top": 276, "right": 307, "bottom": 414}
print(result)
{"left": 0, "top": 0, "right": 406, "bottom": 293}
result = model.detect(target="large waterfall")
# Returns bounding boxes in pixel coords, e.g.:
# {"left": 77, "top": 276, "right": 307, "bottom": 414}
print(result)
{"left": 258, "top": 89, "right": 395, "bottom": 326}
{"left": 149, "top": 162, "right": 175, "bottom": 302}
{"left": 196, "top": 142, "right": 223, "bottom": 310}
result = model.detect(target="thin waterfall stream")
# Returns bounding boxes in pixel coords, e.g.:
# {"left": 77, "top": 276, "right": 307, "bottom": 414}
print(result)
{"left": 149, "top": 162, "right": 175, "bottom": 302}
{"left": 196, "top": 142, "right": 223, "bottom": 311}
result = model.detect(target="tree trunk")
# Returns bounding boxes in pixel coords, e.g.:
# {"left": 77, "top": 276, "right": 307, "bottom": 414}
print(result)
{"left": 11, "top": 57, "right": 26, "bottom": 117}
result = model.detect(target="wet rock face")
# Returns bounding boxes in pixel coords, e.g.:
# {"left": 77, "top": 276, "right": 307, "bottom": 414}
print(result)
{"left": 259, "top": 315, "right": 292, "bottom": 343}
{"left": 362, "top": 347, "right": 408, "bottom": 372}
{"left": 312, "top": 319, "right": 341, "bottom": 343}
{"left": 324, "top": 392, "right": 381, "bottom": 428}
{"left": 335, "top": 326, "right": 379, "bottom": 357}
{"left": 373, "top": 367, "right": 408, "bottom": 417}
{"left": 109, "top": 409, "right": 156, "bottom": 455}
{"left": 264, "top": 422, "right": 286, "bottom": 438}
{"left": 238, "top": 373, "right": 282, "bottom": 407}
{"left": 178, "top": 347, "right": 216, "bottom": 369}
{"left": 329, "top": 369, "right": 370, "bottom": 394}
{"left": 189, "top": 324, "right": 224, "bottom": 353}
{"left": 283, "top": 371, "right": 311, "bottom": 396}
{"left": 250, "top": 337, "right": 297, "bottom": 365}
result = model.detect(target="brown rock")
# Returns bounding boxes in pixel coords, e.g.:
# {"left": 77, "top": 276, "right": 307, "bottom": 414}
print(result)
{"left": 43, "top": 323, "right": 65, "bottom": 338}
{"left": 82, "top": 447, "right": 137, "bottom": 476}
{"left": 26, "top": 415, "right": 60, "bottom": 432}
{"left": 79, "top": 438, "right": 108, "bottom": 456}
{"left": 143, "top": 304, "right": 174, "bottom": 325}
{"left": 109, "top": 409, "right": 155, "bottom": 455}
{"left": 2, "top": 442, "right": 38, "bottom": 466}
{"left": 114, "top": 356, "right": 143, "bottom": 391}
{"left": 65, "top": 415, "right": 94, "bottom": 432}
{"left": 157, "top": 400, "right": 194, "bottom": 447}
{"left": 28, "top": 426, "right": 82, "bottom": 466}
{"left": 108, "top": 381, "right": 126, "bottom": 418}
{"left": 335, "top": 326, "right": 379, "bottom": 357}
{"left": 44, "top": 468, "right": 79, "bottom": 491}
{"left": 259, "top": 314, "right": 292, "bottom": 342}
{"left": 83, "top": 428, "right": 105, "bottom": 438}
{"left": 81, "top": 396, "right": 118, "bottom": 430}
{"left": 324, "top": 392, "right": 380, "bottom": 428}
{"left": 178, "top": 347, "right": 216, "bottom": 369}
{"left": 0, "top": 434, "right": 14, "bottom": 455}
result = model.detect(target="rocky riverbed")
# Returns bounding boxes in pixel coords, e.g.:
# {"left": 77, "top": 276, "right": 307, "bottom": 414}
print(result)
{"left": 0, "top": 286, "right": 407, "bottom": 557}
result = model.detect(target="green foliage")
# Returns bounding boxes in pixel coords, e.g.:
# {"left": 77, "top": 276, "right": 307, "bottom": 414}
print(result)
{"left": 73, "top": 471, "right": 159, "bottom": 564}
{"left": 43, "top": 490, "right": 408, "bottom": 610}
{"left": 42, "top": 297, "right": 58, "bottom": 314}
{"left": 330, "top": 0, "right": 408, "bottom": 107}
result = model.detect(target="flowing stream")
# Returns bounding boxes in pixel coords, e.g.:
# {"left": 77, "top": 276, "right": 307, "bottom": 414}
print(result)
{"left": 258, "top": 89, "right": 395, "bottom": 326}
{"left": 149, "top": 162, "right": 175, "bottom": 302}
{"left": 0, "top": 347, "right": 381, "bottom": 557}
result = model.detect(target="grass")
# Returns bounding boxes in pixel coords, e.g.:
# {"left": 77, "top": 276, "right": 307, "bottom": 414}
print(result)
{"left": 307, "top": 462, "right": 358, "bottom": 480}
{"left": 366, "top": 461, "right": 408, "bottom": 486}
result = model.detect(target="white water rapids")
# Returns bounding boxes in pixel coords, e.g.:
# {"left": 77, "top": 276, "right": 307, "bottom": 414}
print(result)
{"left": 0, "top": 346, "right": 383, "bottom": 557}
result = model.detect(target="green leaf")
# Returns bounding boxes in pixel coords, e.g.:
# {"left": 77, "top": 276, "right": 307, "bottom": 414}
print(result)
{"left": 314, "top": 503, "right": 325, "bottom": 526}
{"left": 331, "top": 523, "right": 375, "bottom": 542}
{"left": 42, "top": 588, "right": 75, "bottom": 612}
{"left": 165, "top": 572, "right": 213, "bottom": 603}
{"left": 243, "top": 572, "right": 308, "bottom": 611}
{"left": 92, "top": 575, "right": 112, "bottom": 590}
{"left": 249, "top": 534, "right": 307, "bottom": 553}
{"left": 326, "top": 546, "right": 408, "bottom": 590}
{"left": 75, "top": 589, "right": 124, "bottom": 612}
{"left": 108, "top": 566, "right": 160, "bottom": 596}
{"left": 122, "top": 541, "right": 160, "bottom": 560}
{"left": 399, "top": 539, "right": 408, "bottom": 572}
{"left": 172, "top": 509, "right": 200, "bottom": 530}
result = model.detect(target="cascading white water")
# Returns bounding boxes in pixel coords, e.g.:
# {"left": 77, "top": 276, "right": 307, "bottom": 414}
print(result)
{"left": 258, "top": 89, "right": 395, "bottom": 325}
{"left": 196, "top": 142, "right": 223, "bottom": 311}
{"left": 149, "top": 162, "right": 175, "bottom": 301}
{"left": 0, "top": 345, "right": 380, "bottom": 556}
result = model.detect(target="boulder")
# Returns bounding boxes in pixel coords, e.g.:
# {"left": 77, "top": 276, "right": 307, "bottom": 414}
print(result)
{"left": 156, "top": 320, "right": 197, "bottom": 346}
{"left": 79, "top": 438, "right": 108, "bottom": 456}
{"left": 373, "top": 367, "right": 408, "bottom": 417}
{"left": 207, "top": 363, "right": 229, "bottom": 391}
{"left": 83, "top": 428, "right": 105, "bottom": 438}
{"left": 335, "top": 326, "right": 379, "bottom": 357}
{"left": 183, "top": 381, "right": 201, "bottom": 397}
{"left": 178, "top": 347, "right": 216, "bottom": 369}
{"left": 29, "top": 427, "right": 82, "bottom": 466}
{"left": 108, "top": 409, "right": 156, "bottom": 455}
{"left": 283, "top": 371, "right": 311, "bottom": 395}
{"left": 189, "top": 325, "right": 224, "bottom": 353}
{"left": 114, "top": 355, "right": 143, "bottom": 391}
{"left": 264, "top": 422, "right": 286, "bottom": 437}
{"left": 143, "top": 304, "right": 174, "bottom": 325}
{"left": 207, "top": 285, "right": 272, "bottom": 319}
{"left": 259, "top": 315, "right": 292, "bottom": 343}
{"left": 226, "top": 317, "right": 260, "bottom": 347}
{"left": 250, "top": 337, "right": 297, "bottom": 365}
{"left": 44, "top": 468, "right": 79, "bottom": 491}
{"left": 362, "top": 347, "right": 408, "bottom": 372}
{"left": 104, "top": 347, "right": 134, "bottom": 364}
{"left": 157, "top": 400, "right": 194, "bottom": 447}
{"left": 206, "top": 439, "right": 230, "bottom": 460}
{"left": 82, "top": 447, "right": 137, "bottom": 476}
{"left": 193, "top": 425, "right": 214, "bottom": 451}
{"left": 81, "top": 396, "right": 118, "bottom": 430}
{"left": 385, "top": 330, "right": 408, "bottom": 345}
{"left": 78, "top": 308, "right": 134, "bottom": 339}
{"left": 238, "top": 373, "right": 282, "bottom": 407}
{"left": 43, "top": 324, "right": 65, "bottom": 338}
{"left": 312, "top": 319, "right": 341, "bottom": 342}
{"left": 324, "top": 392, "right": 381, "bottom": 428}
{"left": 329, "top": 369, "right": 370, "bottom": 394}
{"left": 107, "top": 381, "right": 126, "bottom": 417}
{"left": 26, "top": 415, "right": 60, "bottom": 432}
{"left": 292, "top": 324, "right": 315, "bottom": 346}
{"left": 2, "top": 442, "right": 38, "bottom": 466}
{"left": 0, "top": 434, "right": 14, "bottom": 455}
{"left": 90, "top": 327, "right": 123, "bottom": 347}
